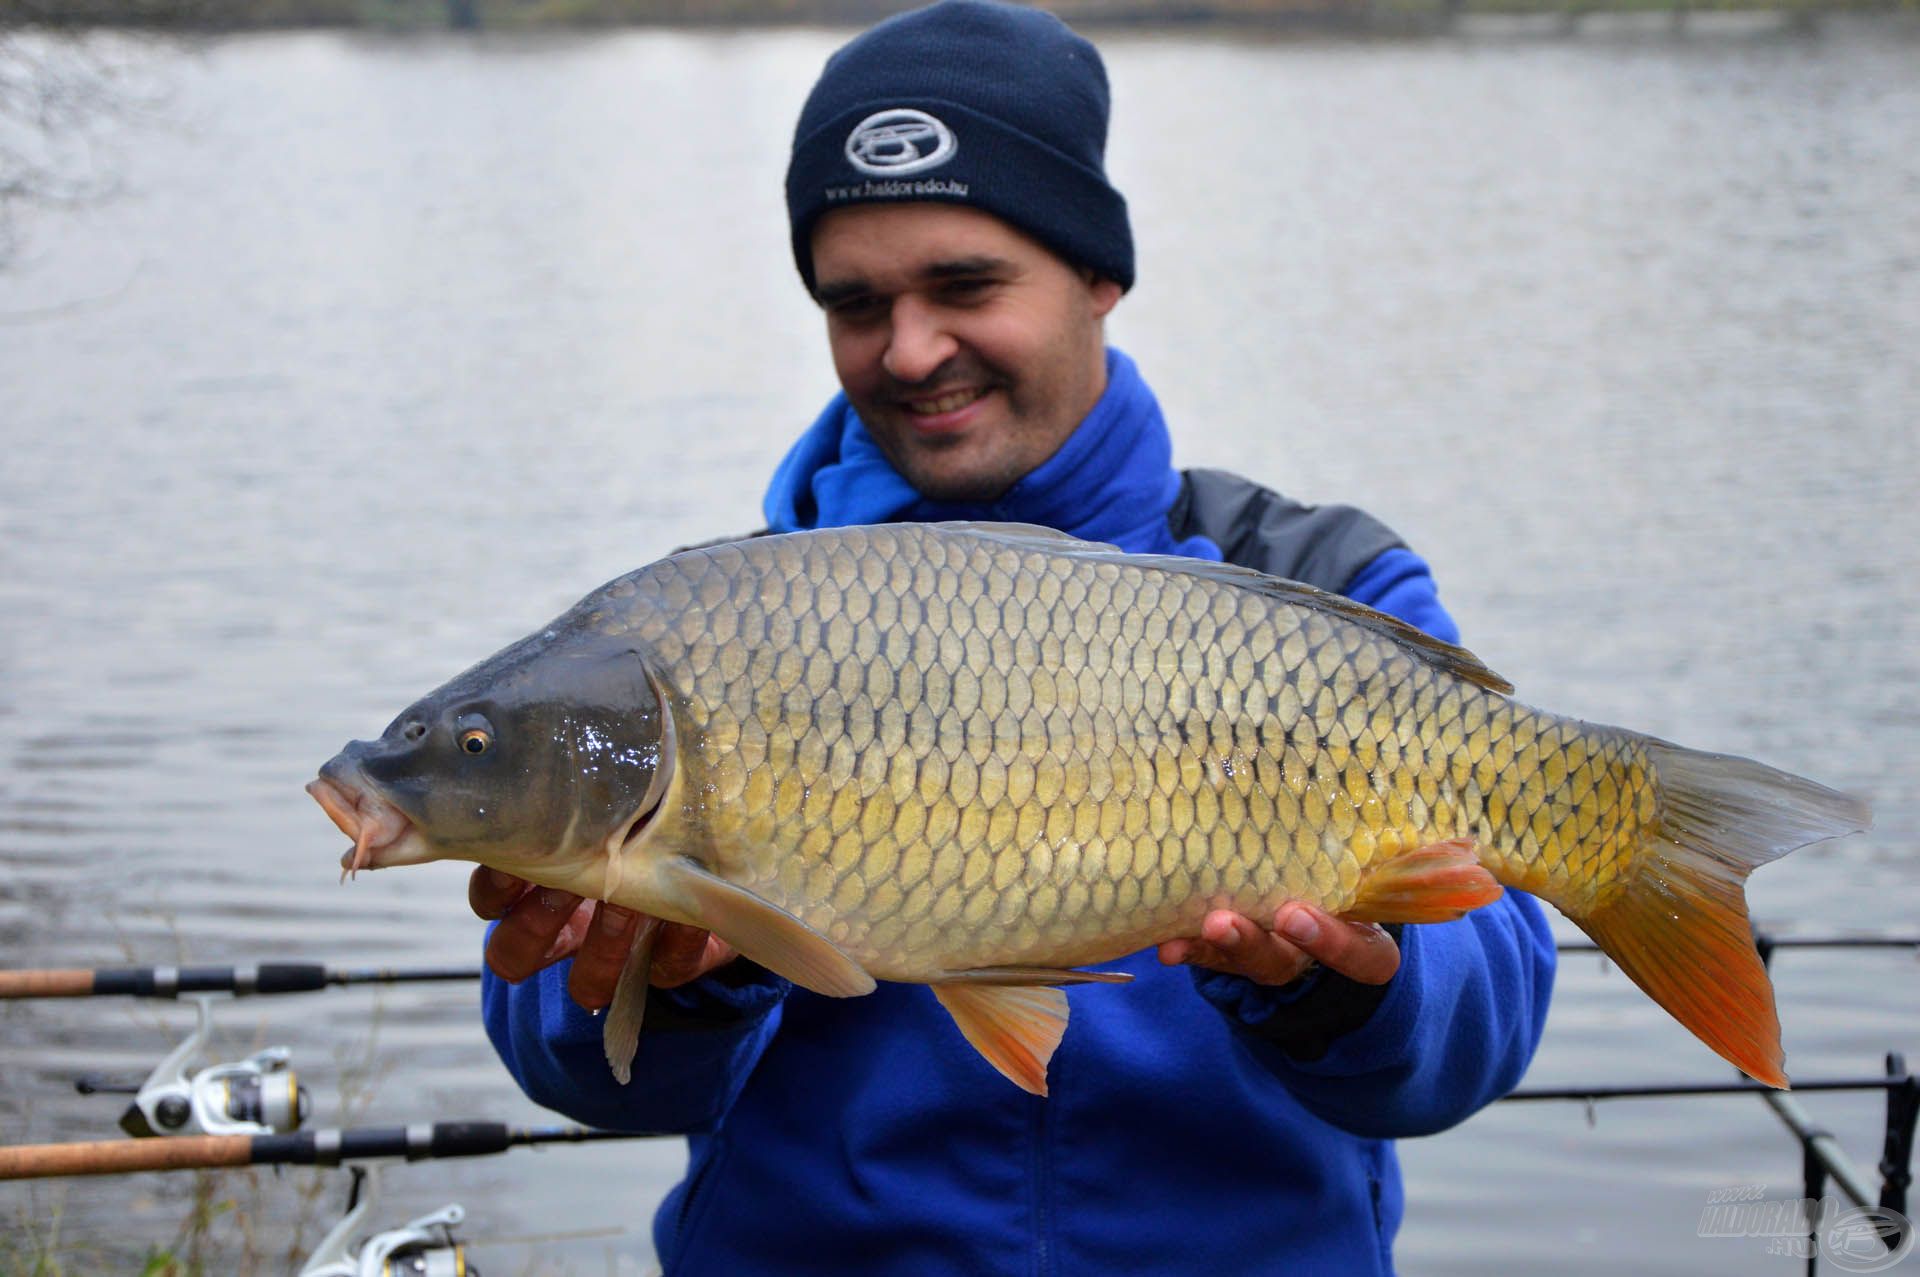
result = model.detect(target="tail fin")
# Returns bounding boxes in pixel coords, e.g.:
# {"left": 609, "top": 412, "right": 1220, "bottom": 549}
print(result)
{"left": 1575, "top": 742, "right": 1870, "bottom": 1089}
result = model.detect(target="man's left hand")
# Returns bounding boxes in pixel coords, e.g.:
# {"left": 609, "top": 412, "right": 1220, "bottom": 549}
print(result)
{"left": 1157, "top": 904, "right": 1400, "bottom": 987}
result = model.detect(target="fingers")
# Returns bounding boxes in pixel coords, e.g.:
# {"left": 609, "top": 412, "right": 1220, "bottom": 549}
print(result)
{"left": 475, "top": 859, "right": 741, "bottom": 1000}
{"left": 568, "top": 914, "right": 738, "bottom": 1001}
{"left": 566, "top": 904, "right": 645, "bottom": 1011}
{"left": 1157, "top": 904, "right": 1401, "bottom": 988}
{"left": 483, "top": 885, "right": 595, "bottom": 982}
{"left": 1276, "top": 905, "right": 1400, "bottom": 986}
{"left": 650, "top": 925, "right": 739, "bottom": 988}
{"left": 1158, "top": 909, "right": 1317, "bottom": 986}
{"left": 468, "top": 866, "right": 530, "bottom": 920}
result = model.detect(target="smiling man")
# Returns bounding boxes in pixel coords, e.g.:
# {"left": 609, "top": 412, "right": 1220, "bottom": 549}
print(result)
{"left": 472, "top": 3, "right": 1555, "bottom": 1274}
{"left": 808, "top": 203, "right": 1120, "bottom": 503}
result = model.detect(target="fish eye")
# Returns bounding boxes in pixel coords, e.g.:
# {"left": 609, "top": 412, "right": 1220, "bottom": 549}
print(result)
{"left": 455, "top": 713, "right": 494, "bottom": 757}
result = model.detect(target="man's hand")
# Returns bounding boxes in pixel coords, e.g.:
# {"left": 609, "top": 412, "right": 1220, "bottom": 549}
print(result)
{"left": 469, "top": 868, "right": 738, "bottom": 1010}
{"left": 1157, "top": 903, "right": 1400, "bottom": 988}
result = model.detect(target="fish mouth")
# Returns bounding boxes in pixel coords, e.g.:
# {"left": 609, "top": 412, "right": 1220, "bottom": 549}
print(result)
{"left": 307, "top": 767, "right": 427, "bottom": 879}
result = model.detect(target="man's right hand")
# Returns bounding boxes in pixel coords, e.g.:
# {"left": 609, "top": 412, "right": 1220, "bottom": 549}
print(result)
{"left": 468, "top": 869, "right": 739, "bottom": 1010}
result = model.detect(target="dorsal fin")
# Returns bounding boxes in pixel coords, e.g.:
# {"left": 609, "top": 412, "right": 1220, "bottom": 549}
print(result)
{"left": 926, "top": 522, "right": 1514, "bottom": 695}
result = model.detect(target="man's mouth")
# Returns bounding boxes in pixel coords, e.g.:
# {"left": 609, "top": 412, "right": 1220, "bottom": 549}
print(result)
{"left": 903, "top": 386, "right": 988, "bottom": 418}
{"left": 307, "top": 768, "right": 419, "bottom": 878}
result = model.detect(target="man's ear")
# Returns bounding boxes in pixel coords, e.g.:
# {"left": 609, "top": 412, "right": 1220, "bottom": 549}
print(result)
{"left": 1073, "top": 265, "right": 1123, "bottom": 318}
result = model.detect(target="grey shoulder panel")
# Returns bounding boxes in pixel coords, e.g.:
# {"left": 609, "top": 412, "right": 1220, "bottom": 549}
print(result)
{"left": 672, "top": 527, "right": 772, "bottom": 555}
{"left": 1167, "top": 468, "right": 1405, "bottom": 594}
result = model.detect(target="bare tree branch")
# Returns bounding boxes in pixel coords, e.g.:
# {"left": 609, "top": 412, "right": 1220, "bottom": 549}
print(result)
{"left": 0, "top": 25, "right": 177, "bottom": 263}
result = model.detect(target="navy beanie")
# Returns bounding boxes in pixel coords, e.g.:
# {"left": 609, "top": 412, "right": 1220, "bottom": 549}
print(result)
{"left": 786, "top": 0, "right": 1134, "bottom": 294}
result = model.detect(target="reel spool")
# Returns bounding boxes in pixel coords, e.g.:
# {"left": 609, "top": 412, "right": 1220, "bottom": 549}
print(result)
{"left": 75, "top": 995, "right": 310, "bottom": 1138}
{"left": 301, "top": 1167, "right": 475, "bottom": 1277}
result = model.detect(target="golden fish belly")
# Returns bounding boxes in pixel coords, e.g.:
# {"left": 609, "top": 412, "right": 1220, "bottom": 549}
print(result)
{"left": 586, "top": 524, "right": 1652, "bottom": 983}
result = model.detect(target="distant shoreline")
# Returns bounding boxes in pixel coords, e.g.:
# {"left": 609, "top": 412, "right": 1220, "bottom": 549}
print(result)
{"left": 4, "top": 0, "right": 1914, "bottom": 32}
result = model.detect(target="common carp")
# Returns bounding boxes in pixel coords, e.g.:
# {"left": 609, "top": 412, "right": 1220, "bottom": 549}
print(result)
{"left": 309, "top": 523, "right": 1869, "bottom": 1094}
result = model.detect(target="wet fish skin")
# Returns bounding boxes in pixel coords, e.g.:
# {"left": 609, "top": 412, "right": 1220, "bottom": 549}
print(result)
{"left": 311, "top": 522, "right": 1869, "bottom": 1093}
{"left": 602, "top": 525, "right": 1580, "bottom": 973}
{"left": 313, "top": 623, "right": 671, "bottom": 880}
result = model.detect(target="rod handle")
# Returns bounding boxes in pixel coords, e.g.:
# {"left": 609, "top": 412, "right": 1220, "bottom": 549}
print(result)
{"left": 0, "top": 964, "right": 332, "bottom": 998}
{"left": 0, "top": 1135, "right": 252, "bottom": 1180}
{"left": 0, "top": 970, "right": 95, "bottom": 998}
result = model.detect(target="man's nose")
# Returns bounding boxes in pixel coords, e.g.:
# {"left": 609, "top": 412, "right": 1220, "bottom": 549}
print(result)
{"left": 881, "top": 296, "right": 958, "bottom": 385}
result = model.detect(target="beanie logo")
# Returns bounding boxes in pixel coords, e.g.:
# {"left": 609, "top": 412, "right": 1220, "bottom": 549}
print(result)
{"left": 844, "top": 109, "right": 958, "bottom": 177}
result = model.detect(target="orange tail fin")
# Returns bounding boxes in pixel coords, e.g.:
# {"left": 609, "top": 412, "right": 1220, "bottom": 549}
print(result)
{"left": 1569, "top": 742, "right": 1870, "bottom": 1089}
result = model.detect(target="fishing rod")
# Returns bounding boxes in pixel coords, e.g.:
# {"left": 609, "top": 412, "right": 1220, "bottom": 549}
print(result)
{"left": 0, "top": 964, "right": 475, "bottom": 1137}
{"left": 1504, "top": 1074, "right": 1915, "bottom": 1103}
{"left": 9, "top": 1065, "right": 1912, "bottom": 1178}
{"left": 10, "top": 935, "right": 1910, "bottom": 1134}
{"left": 1555, "top": 934, "right": 1920, "bottom": 959}
{"left": 5, "top": 931, "right": 1912, "bottom": 1001}
{"left": 0, "top": 1119, "right": 658, "bottom": 1181}
{"left": 0, "top": 962, "right": 481, "bottom": 999}
{"left": 1506, "top": 1054, "right": 1919, "bottom": 1273}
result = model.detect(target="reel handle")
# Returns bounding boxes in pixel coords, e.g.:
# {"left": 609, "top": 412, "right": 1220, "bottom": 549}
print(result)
{"left": 73, "top": 1074, "right": 142, "bottom": 1096}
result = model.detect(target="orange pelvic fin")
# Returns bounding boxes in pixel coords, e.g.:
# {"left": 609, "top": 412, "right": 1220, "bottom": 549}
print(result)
{"left": 931, "top": 982, "right": 1069, "bottom": 1097}
{"left": 1342, "top": 837, "right": 1504, "bottom": 924}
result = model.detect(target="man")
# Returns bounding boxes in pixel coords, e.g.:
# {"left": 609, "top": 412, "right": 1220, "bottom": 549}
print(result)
{"left": 474, "top": 3, "right": 1555, "bottom": 1273}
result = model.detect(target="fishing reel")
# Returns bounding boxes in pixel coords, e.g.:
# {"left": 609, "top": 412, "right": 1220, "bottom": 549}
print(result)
{"left": 75, "top": 994, "right": 310, "bottom": 1138}
{"left": 301, "top": 1167, "right": 475, "bottom": 1277}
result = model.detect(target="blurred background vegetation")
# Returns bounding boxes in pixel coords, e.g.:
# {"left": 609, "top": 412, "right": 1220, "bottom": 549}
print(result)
{"left": 0, "top": 0, "right": 1914, "bottom": 32}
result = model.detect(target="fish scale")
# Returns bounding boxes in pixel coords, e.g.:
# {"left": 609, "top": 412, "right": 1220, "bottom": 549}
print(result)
{"left": 315, "top": 521, "right": 1869, "bottom": 1093}
{"left": 599, "top": 526, "right": 1638, "bottom": 973}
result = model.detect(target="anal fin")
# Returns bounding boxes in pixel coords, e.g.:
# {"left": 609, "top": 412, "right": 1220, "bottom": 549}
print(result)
{"left": 930, "top": 983, "right": 1069, "bottom": 1097}
{"left": 603, "top": 916, "right": 661, "bottom": 1086}
{"left": 1342, "top": 837, "right": 1503, "bottom": 924}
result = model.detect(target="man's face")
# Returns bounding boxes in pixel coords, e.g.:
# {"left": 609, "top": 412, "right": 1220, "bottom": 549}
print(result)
{"left": 810, "top": 203, "right": 1123, "bottom": 504}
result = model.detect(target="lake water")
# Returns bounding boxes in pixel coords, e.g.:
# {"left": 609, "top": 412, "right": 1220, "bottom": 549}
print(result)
{"left": 1, "top": 17, "right": 1916, "bottom": 1274}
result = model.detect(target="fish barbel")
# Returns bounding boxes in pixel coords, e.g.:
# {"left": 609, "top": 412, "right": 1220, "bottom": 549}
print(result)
{"left": 308, "top": 523, "right": 1869, "bottom": 1093}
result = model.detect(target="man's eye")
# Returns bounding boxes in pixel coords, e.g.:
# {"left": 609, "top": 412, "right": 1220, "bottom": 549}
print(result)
{"left": 940, "top": 279, "right": 994, "bottom": 302}
{"left": 829, "top": 296, "right": 884, "bottom": 321}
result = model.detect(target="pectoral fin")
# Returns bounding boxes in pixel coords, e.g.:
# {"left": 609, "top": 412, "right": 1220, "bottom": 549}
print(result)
{"left": 1342, "top": 837, "right": 1503, "bottom": 924}
{"left": 657, "top": 857, "right": 876, "bottom": 998}
{"left": 603, "top": 915, "right": 661, "bottom": 1086}
{"left": 930, "top": 983, "right": 1070, "bottom": 1097}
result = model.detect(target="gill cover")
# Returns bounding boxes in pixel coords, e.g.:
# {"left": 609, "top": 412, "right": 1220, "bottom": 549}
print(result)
{"left": 340, "top": 631, "right": 672, "bottom": 867}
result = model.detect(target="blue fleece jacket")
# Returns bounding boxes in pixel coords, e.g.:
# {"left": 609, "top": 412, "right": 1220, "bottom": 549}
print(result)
{"left": 482, "top": 350, "right": 1555, "bottom": 1275}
